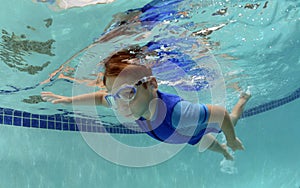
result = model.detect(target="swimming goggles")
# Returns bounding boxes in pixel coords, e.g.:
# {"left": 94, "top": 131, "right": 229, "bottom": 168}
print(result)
{"left": 105, "top": 76, "right": 153, "bottom": 108}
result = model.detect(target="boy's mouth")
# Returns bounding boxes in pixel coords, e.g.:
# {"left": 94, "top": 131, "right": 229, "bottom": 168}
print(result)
{"left": 124, "top": 113, "right": 133, "bottom": 117}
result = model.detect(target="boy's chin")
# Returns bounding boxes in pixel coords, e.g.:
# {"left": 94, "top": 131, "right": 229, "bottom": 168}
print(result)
{"left": 116, "top": 112, "right": 138, "bottom": 122}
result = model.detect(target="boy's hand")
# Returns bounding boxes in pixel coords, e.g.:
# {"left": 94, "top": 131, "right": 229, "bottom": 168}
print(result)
{"left": 41, "top": 92, "right": 71, "bottom": 104}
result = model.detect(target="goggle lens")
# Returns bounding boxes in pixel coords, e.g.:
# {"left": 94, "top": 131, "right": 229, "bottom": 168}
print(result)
{"left": 105, "top": 86, "right": 137, "bottom": 108}
{"left": 117, "top": 86, "right": 136, "bottom": 101}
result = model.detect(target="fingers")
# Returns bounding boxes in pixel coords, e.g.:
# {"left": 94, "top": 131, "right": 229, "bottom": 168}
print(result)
{"left": 41, "top": 96, "right": 56, "bottom": 103}
{"left": 41, "top": 91, "right": 54, "bottom": 94}
{"left": 41, "top": 92, "right": 61, "bottom": 98}
{"left": 41, "top": 91, "right": 60, "bottom": 97}
{"left": 41, "top": 91, "right": 61, "bottom": 103}
{"left": 41, "top": 91, "right": 71, "bottom": 104}
{"left": 41, "top": 91, "right": 56, "bottom": 98}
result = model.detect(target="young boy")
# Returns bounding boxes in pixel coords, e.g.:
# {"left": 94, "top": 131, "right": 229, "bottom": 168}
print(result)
{"left": 41, "top": 47, "right": 251, "bottom": 160}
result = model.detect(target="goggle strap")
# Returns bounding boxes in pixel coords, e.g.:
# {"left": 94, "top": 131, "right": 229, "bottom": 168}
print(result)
{"left": 104, "top": 95, "right": 113, "bottom": 108}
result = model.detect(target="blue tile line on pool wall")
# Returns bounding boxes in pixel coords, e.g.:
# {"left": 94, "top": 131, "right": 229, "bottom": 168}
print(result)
{"left": 0, "top": 107, "right": 142, "bottom": 134}
{"left": 1, "top": 87, "right": 300, "bottom": 133}
{"left": 241, "top": 87, "right": 300, "bottom": 118}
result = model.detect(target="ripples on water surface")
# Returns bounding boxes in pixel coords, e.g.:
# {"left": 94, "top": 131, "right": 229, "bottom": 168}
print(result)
{"left": 0, "top": 0, "right": 299, "bottom": 117}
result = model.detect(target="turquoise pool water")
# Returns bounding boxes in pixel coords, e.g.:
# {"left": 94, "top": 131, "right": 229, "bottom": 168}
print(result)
{"left": 1, "top": 99, "right": 299, "bottom": 187}
{"left": 1, "top": 0, "right": 300, "bottom": 187}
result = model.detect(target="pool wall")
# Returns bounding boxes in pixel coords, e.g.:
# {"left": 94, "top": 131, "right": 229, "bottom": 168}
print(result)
{"left": 0, "top": 92, "right": 300, "bottom": 188}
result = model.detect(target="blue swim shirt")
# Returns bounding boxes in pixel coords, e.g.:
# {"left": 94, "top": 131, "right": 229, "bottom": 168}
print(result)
{"left": 135, "top": 90, "right": 221, "bottom": 145}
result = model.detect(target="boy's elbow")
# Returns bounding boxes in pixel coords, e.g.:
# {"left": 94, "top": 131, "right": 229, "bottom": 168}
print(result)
{"left": 95, "top": 92, "right": 108, "bottom": 106}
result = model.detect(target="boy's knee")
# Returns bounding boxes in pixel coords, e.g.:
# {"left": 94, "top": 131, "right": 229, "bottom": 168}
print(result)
{"left": 230, "top": 114, "right": 238, "bottom": 120}
{"left": 207, "top": 105, "right": 228, "bottom": 122}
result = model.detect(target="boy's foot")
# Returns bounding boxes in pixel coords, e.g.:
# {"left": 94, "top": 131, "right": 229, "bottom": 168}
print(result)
{"left": 221, "top": 144, "right": 234, "bottom": 161}
{"left": 230, "top": 90, "right": 252, "bottom": 127}
{"left": 240, "top": 85, "right": 252, "bottom": 101}
{"left": 240, "top": 91, "right": 251, "bottom": 102}
{"left": 227, "top": 137, "right": 245, "bottom": 151}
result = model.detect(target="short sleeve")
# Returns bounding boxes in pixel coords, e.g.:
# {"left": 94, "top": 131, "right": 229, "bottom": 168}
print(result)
{"left": 171, "top": 101, "right": 210, "bottom": 137}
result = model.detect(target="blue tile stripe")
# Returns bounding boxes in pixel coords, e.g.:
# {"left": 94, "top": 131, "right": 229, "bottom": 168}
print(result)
{"left": 1, "top": 87, "right": 300, "bottom": 133}
{"left": 0, "top": 106, "right": 142, "bottom": 134}
{"left": 241, "top": 87, "right": 300, "bottom": 118}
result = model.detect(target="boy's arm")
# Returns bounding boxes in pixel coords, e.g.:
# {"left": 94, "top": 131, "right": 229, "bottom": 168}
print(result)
{"left": 41, "top": 91, "right": 109, "bottom": 107}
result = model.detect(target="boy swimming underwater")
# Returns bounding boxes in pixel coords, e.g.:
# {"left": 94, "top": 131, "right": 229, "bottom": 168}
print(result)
{"left": 41, "top": 47, "right": 251, "bottom": 160}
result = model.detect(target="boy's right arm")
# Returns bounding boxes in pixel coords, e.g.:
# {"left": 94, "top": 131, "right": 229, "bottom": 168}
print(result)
{"left": 41, "top": 91, "right": 110, "bottom": 107}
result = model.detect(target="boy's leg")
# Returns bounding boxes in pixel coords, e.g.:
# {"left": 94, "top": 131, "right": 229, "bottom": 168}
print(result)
{"left": 199, "top": 134, "right": 234, "bottom": 160}
{"left": 206, "top": 105, "right": 244, "bottom": 151}
{"left": 205, "top": 92, "right": 251, "bottom": 151}
{"left": 230, "top": 92, "right": 252, "bottom": 126}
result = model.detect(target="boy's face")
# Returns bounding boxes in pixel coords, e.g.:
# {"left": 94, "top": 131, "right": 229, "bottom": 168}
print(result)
{"left": 105, "top": 74, "right": 156, "bottom": 120}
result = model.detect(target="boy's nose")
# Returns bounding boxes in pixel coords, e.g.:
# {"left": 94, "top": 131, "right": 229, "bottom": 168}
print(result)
{"left": 116, "top": 101, "right": 130, "bottom": 110}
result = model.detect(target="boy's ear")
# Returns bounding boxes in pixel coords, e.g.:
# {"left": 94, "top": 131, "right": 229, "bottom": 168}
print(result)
{"left": 149, "top": 77, "right": 158, "bottom": 89}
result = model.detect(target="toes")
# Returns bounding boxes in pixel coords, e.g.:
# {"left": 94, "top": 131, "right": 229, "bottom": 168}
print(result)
{"left": 227, "top": 142, "right": 245, "bottom": 152}
{"left": 240, "top": 92, "right": 251, "bottom": 100}
{"left": 225, "top": 154, "right": 234, "bottom": 161}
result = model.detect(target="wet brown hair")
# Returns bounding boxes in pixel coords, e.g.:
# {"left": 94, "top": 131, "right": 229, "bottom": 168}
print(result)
{"left": 102, "top": 46, "right": 153, "bottom": 87}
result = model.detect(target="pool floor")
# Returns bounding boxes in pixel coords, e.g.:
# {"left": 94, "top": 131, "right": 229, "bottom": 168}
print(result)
{"left": 0, "top": 98, "right": 300, "bottom": 188}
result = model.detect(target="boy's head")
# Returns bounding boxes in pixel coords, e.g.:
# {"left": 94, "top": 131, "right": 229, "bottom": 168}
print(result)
{"left": 102, "top": 46, "right": 158, "bottom": 119}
